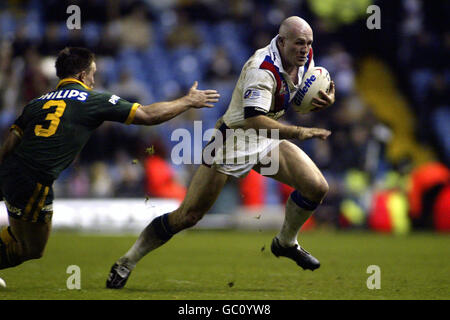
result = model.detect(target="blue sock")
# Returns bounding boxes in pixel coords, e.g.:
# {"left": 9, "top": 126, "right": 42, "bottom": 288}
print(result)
{"left": 290, "top": 190, "right": 319, "bottom": 211}
{"left": 151, "top": 213, "right": 175, "bottom": 241}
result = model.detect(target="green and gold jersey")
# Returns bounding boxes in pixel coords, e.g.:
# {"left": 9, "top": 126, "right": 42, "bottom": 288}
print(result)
{"left": 9, "top": 78, "right": 140, "bottom": 184}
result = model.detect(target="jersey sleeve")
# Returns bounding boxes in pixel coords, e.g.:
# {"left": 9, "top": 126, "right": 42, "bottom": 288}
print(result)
{"left": 90, "top": 92, "right": 141, "bottom": 125}
{"left": 242, "top": 68, "right": 276, "bottom": 119}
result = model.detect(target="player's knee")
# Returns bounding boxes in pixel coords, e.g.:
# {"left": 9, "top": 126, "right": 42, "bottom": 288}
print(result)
{"left": 0, "top": 227, "right": 24, "bottom": 269}
{"left": 300, "top": 177, "right": 329, "bottom": 203}
{"left": 315, "top": 178, "right": 329, "bottom": 200}
{"left": 21, "top": 243, "right": 46, "bottom": 260}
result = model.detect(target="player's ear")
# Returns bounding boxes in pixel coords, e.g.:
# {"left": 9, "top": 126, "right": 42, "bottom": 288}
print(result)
{"left": 78, "top": 70, "right": 86, "bottom": 82}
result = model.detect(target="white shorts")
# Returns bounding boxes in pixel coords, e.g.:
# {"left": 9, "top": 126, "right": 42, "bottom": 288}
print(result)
{"left": 202, "top": 119, "right": 281, "bottom": 178}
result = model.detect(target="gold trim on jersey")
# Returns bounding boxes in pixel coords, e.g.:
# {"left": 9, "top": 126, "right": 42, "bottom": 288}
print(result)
{"left": 10, "top": 124, "right": 23, "bottom": 138}
{"left": 56, "top": 78, "right": 92, "bottom": 91}
{"left": 32, "top": 186, "right": 50, "bottom": 223}
{"left": 23, "top": 183, "right": 43, "bottom": 220}
{"left": 125, "top": 103, "right": 140, "bottom": 125}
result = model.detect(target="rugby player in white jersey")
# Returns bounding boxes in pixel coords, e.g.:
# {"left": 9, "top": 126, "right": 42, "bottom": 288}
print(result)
{"left": 106, "top": 16, "right": 336, "bottom": 289}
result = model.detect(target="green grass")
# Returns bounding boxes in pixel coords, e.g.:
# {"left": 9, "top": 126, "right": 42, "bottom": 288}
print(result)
{"left": 0, "top": 229, "right": 449, "bottom": 300}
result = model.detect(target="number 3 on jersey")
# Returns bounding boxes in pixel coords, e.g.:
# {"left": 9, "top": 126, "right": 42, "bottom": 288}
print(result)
{"left": 34, "top": 100, "right": 67, "bottom": 137}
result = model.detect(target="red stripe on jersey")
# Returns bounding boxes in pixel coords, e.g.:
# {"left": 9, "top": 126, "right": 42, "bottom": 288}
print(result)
{"left": 259, "top": 57, "right": 289, "bottom": 112}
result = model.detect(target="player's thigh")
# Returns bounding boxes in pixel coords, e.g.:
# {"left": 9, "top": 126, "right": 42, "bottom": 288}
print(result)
{"left": 170, "top": 165, "right": 228, "bottom": 224}
{"left": 259, "top": 140, "right": 328, "bottom": 201}
{"left": 182, "top": 164, "right": 228, "bottom": 212}
{"left": 8, "top": 216, "right": 52, "bottom": 258}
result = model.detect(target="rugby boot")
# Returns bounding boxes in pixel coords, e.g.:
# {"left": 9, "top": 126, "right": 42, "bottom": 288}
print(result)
{"left": 271, "top": 237, "right": 320, "bottom": 271}
{"left": 106, "top": 262, "right": 132, "bottom": 289}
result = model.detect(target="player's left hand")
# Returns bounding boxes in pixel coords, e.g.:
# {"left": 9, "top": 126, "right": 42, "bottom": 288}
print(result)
{"left": 311, "top": 81, "right": 335, "bottom": 111}
{"left": 187, "top": 81, "right": 220, "bottom": 108}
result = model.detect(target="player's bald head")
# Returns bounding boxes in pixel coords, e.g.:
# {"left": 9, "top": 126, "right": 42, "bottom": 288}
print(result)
{"left": 276, "top": 16, "right": 313, "bottom": 69}
{"left": 278, "top": 16, "right": 312, "bottom": 40}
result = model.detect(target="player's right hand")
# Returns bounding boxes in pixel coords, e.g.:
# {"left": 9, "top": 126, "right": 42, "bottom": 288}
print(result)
{"left": 187, "top": 81, "right": 220, "bottom": 108}
{"left": 297, "top": 127, "right": 331, "bottom": 141}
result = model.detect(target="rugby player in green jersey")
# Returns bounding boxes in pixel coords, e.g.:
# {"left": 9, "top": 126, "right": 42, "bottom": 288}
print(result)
{"left": 0, "top": 47, "right": 220, "bottom": 271}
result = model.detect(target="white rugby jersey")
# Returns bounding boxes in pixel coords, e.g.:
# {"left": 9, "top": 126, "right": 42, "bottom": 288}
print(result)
{"left": 222, "top": 36, "right": 314, "bottom": 128}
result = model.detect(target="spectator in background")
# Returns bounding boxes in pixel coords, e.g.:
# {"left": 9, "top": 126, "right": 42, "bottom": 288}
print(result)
{"left": 0, "top": 40, "right": 14, "bottom": 107}
{"left": 113, "top": 150, "right": 145, "bottom": 198}
{"left": 408, "top": 162, "right": 450, "bottom": 229}
{"left": 251, "top": 30, "right": 274, "bottom": 53}
{"left": 426, "top": 72, "right": 449, "bottom": 114}
{"left": 11, "top": 25, "right": 32, "bottom": 58}
{"left": 90, "top": 162, "right": 114, "bottom": 198}
{"left": 82, "top": 0, "right": 109, "bottom": 24}
{"left": 178, "top": 0, "right": 221, "bottom": 22}
{"left": 144, "top": 141, "right": 186, "bottom": 201}
{"left": 326, "top": 93, "right": 374, "bottom": 172}
{"left": 39, "top": 23, "right": 64, "bottom": 56}
{"left": 66, "top": 163, "right": 91, "bottom": 198}
{"left": 108, "top": 69, "right": 153, "bottom": 106}
{"left": 427, "top": 72, "right": 450, "bottom": 163}
{"left": 41, "top": 0, "right": 76, "bottom": 23}
{"left": 205, "top": 47, "right": 234, "bottom": 83}
{"left": 319, "top": 43, "right": 355, "bottom": 98}
{"left": 0, "top": 40, "right": 21, "bottom": 134}
{"left": 95, "top": 22, "right": 120, "bottom": 57}
{"left": 79, "top": 122, "right": 127, "bottom": 163}
{"left": 248, "top": 8, "right": 277, "bottom": 51}
{"left": 21, "top": 47, "right": 50, "bottom": 103}
{"left": 166, "top": 10, "right": 202, "bottom": 50}
{"left": 0, "top": 40, "right": 12, "bottom": 86}
{"left": 66, "top": 28, "right": 88, "bottom": 49}
{"left": 348, "top": 124, "right": 371, "bottom": 170}
{"left": 239, "top": 170, "right": 266, "bottom": 208}
{"left": 118, "top": 2, "right": 154, "bottom": 51}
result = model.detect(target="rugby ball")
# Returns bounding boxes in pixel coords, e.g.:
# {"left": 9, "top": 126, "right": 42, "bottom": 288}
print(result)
{"left": 291, "top": 66, "right": 331, "bottom": 114}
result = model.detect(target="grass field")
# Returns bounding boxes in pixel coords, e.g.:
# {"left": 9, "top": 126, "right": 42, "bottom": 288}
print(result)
{"left": 0, "top": 229, "right": 449, "bottom": 300}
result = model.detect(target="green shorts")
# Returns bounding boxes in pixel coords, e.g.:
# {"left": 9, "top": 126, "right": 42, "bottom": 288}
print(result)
{"left": 0, "top": 159, "right": 54, "bottom": 223}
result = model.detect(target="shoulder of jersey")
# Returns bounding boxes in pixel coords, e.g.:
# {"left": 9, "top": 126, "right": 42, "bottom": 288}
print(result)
{"left": 244, "top": 45, "right": 272, "bottom": 69}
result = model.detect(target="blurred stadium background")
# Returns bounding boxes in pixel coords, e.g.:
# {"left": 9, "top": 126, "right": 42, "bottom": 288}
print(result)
{"left": 0, "top": 0, "right": 448, "bottom": 234}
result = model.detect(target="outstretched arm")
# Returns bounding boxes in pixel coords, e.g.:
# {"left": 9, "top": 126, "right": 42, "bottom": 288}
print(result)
{"left": 243, "top": 115, "right": 331, "bottom": 141}
{"left": 132, "top": 82, "right": 220, "bottom": 125}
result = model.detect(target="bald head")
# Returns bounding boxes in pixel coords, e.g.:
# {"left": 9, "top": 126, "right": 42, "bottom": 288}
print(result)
{"left": 278, "top": 16, "right": 312, "bottom": 40}
{"left": 276, "top": 16, "right": 313, "bottom": 70}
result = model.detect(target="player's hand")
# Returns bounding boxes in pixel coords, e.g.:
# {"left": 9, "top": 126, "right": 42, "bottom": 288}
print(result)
{"left": 297, "top": 127, "right": 331, "bottom": 141}
{"left": 186, "top": 81, "right": 220, "bottom": 108}
{"left": 311, "top": 81, "right": 335, "bottom": 111}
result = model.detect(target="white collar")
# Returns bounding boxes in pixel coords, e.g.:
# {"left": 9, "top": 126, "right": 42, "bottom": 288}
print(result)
{"left": 269, "top": 36, "right": 285, "bottom": 73}
{"left": 269, "top": 35, "right": 306, "bottom": 84}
